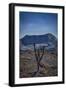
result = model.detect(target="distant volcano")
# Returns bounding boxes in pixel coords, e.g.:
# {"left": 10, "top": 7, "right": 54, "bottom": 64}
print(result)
{"left": 20, "top": 33, "right": 57, "bottom": 46}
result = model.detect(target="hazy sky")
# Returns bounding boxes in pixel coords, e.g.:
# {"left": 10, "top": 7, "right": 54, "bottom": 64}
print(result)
{"left": 19, "top": 12, "right": 57, "bottom": 39}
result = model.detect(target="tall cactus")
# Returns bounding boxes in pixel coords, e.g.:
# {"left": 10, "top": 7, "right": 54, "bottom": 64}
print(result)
{"left": 32, "top": 43, "right": 45, "bottom": 76}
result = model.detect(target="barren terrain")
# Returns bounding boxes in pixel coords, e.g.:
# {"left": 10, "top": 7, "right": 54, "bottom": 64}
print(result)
{"left": 20, "top": 50, "right": 57, "bottom": 78}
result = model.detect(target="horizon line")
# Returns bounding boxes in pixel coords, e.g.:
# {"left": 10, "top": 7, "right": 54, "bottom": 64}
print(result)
{"left": 20, "top": 33, "right": 57, "bottom": 39}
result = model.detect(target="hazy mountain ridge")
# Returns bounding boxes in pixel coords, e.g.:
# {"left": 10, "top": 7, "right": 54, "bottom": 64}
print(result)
{"left": 20, "top": 33, "right": 57, "bottom": 45}
{"left": 20, "top": 33, "right": 57, "bottom": 50}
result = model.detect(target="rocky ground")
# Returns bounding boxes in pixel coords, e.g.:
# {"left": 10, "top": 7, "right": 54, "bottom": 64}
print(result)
{"left": 19, "top": 50, "right": 58, "bottom": 78}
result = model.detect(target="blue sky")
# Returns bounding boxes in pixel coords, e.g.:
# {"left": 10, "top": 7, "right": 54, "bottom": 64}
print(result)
{"left": 19, "top": 12, "right": 57, "bottom": 39}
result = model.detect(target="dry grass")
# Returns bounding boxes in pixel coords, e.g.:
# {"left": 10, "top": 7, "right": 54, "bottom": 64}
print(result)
{"left": 20, "top": 50, "right": 58, "bottom": 78}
